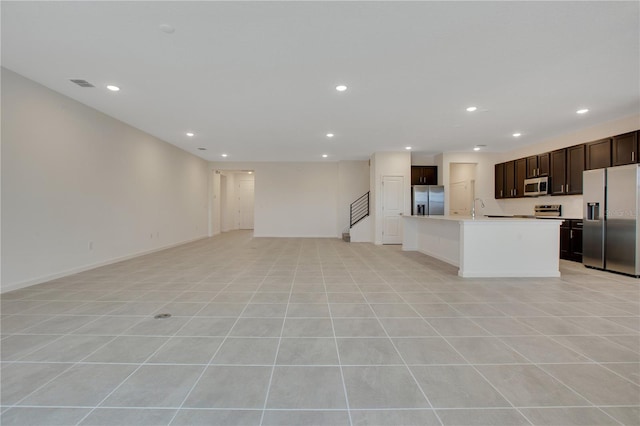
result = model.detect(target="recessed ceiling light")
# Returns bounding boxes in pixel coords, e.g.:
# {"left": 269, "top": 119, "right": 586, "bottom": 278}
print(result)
{"left": 322, "top": 154, "right": 328, "bottom": 158}
{"left": 466, "top": 106, "right": 477, "bottom": 112}
{"left": 326, "top": 133, "right": 334, "bottom": 138}
{"left": 106, "top": 85, "right": 120, "bottom": 92}
{"left": 186, "top": 132, "right": 195, "bottom": 137}
{"left": 576, "top": 108, "right": 589, "bottom": 114}
{"left": 248, "top": 171, "right": 253, "bottom": 174}
{"left": 473, "top": 147, "right": 481, "bottom": 151}
{"left": 512, "top": 133, "right": 522, "bottom": 137}
{"left": 405, "top": 146, "right": 412, "bottom": 150}
{"left": 221, "top": 154, "right": 228, "bottom": 158}
{"left": 335, "top": 85, "right": 347, "bottom": 92}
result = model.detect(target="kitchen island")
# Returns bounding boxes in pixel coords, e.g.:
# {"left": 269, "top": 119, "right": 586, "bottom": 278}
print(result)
{"left": 403, "top": 215, "right": 562, "bottom": 277}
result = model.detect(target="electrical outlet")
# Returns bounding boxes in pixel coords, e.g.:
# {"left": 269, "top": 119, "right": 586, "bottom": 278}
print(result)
{"left": 88, "top": 241, "right": 93, "bottom": 250}
{"left": 150, "top": 233, "right": 153, "bottom": 239}
{"left": 156, "top": 232, "right": 160, "bottom": 239}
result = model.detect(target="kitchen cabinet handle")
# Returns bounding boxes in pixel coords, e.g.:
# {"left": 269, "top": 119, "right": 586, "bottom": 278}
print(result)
{"left": 500, "top": 190, "right": 503, "bottom": 197}
{"left": 633, "top": 152, "right": 635, "bottom": 162}
{"left": 570, "top": 230, "right": 574, "bottom": 239}
{"left": 567, "top": 184, "right": 569, "bottom": 192}
{"left": 560, "top": 184, "right": 564, "bottom": 193}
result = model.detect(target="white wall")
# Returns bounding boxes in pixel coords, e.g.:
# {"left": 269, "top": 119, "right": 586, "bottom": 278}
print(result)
{"left": 210, "top": 161, "right": 353, "bottom": 238}
{"left": 370, "top": 152, "right": 412, "bottom": 244}
{"left": 1, "top": 69, "right": 210, "bottom": 292}
{"left": 337, "top": 161, "right": 370, "bottom": 234}
{"left": 411, "top": 154, "right": 437, "bottom": 166}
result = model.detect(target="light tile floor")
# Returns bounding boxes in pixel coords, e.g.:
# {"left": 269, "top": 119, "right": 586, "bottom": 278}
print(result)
{"left": 1, "top": 230, "right": 639, "bottom": 425}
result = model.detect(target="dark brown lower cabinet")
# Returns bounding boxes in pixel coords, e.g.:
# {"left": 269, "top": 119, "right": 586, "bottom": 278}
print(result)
{"left": 560, "top": 219, "right": 583, "bottom": 262}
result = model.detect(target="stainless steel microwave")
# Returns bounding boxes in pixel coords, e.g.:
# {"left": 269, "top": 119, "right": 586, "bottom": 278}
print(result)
{"left": 524, "top": 176, "right": 549, "bottom": 197}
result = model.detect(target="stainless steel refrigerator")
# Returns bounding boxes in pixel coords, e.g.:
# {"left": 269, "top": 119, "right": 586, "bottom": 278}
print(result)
{"left": 412, "top": 185, "right": 444, "bottom": 216}
{"left": 583, "top": 164, "right": 639, "bottom": 276}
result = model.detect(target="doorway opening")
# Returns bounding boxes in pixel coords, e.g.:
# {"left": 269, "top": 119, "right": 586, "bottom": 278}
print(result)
{"left": 449, "top": 163, "right": 477, "bottom": 216}
{"left": 212, "top": 170, "right": 255, "bottom": 235}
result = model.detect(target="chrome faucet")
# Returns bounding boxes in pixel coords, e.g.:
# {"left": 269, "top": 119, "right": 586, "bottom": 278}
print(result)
{"left": 472, "top": 198, "right": 485, "bottom": 219}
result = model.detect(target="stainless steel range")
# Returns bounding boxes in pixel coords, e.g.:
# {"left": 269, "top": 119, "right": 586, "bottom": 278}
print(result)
{"left": 534, "top": 204, "right": 562, "bottom": 218}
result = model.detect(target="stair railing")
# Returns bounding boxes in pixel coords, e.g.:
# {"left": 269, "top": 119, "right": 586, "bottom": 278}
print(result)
{"left": 350, "top": 191, "right": 370, "bottom": 228}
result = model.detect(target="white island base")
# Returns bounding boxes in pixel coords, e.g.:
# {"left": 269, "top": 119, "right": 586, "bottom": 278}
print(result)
{"left": 403, "top": 216, "right": 561, "bottom": 278}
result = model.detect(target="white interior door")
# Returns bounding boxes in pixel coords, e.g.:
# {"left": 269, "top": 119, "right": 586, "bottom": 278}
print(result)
{"left": 238, "top": 180, "right": 254, "bottom": 229}
{"left": 449, "top": 180, "right": 469, "bottom": 215}
{"left": 382, "top": 176, "right": 404, "bottom": 244}
{"left": 220, "top": 175, "right": 229, "bottom": 231}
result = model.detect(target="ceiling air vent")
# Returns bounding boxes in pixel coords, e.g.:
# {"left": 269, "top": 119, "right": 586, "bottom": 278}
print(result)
{"left": 70, "top": 79, "right": 95, "bottom": 88}
{"left": 198, "top": 147, "right": 207, "bottom": 151}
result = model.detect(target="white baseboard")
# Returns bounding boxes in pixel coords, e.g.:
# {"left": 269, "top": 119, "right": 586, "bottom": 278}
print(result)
{"left": 252, "top": 234, "right": 340, "bottom": 238}
{"left": 459, "top": 270, "right": 561, "bottom": 278}
{"left": 1, "top": 235, "right": 208, "bottom": 294}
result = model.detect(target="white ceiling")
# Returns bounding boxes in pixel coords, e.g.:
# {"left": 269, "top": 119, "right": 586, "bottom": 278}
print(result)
{"left": 2, "top": 1, "right": 639, "bottom": 162}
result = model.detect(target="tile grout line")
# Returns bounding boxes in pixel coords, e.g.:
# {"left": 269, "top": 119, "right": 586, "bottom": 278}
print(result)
{"left": 324, "top": 243, "right": 354, "bottom": 426}
{"left": 1, "top": 233, "right": 637, "bottom": 426}
{"left": 457, "top": 306, "right": 630, "bottom": 425}
{"left": 375, "top": 266, "right": 535, "bottom": 426}
{"left": 163, "top": 239, "right": 281, "bottom": 426}
{"left": 346, "top": 249, "right": 446, "bottom": 426}
{"left": 72, "top": 259, "right": 242, "bottom": 426}
{"left": 257, "top": 242, "right": 298, "bottom": 426}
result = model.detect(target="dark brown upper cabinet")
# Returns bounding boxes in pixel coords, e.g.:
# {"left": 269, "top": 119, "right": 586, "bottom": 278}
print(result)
{"left": 495, "top": 163, "right": 505, "bottom": 199}
{"left": 514, "top": 158, "right": 527, "bottom": 197}
{"left": 526, "top": 153, "right": 550, "bottom": 178}
{"left": 585, "top": 138, "right": 612, "bottom": 170}
{"left": 550, "top": 149, "right": 567, "bottom": 195}
{"left": 498, "top": 159, "right": 526, "bottom": 198}
{"left": 505, "top": 161, "right": 516, "bottom": 197}
{"left": 566, "top": 144, "right": 585, "bottom": 195}
{"left": 526, "top": 156, "right": 538, "bottom": 179}
{"left": 411, "top": 166, "right": 437, "bottom": 185}
{"left": 612, "top": 131, "right": 638, "bottom": 166}
{"left": 495, "top": 129, "right": 638, "bottom": 201}
{"left": 537, "top": 153, "right": 550, "bottom": 176}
